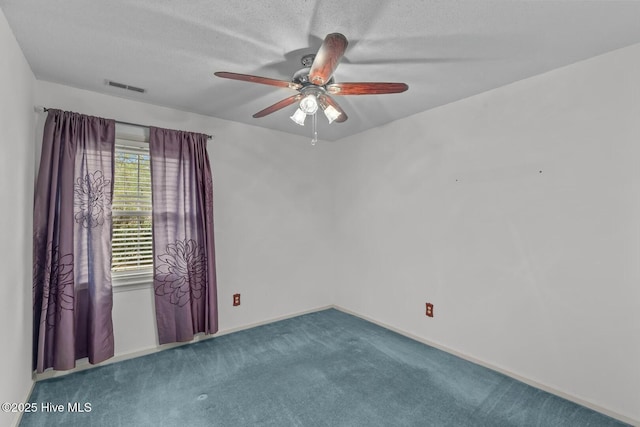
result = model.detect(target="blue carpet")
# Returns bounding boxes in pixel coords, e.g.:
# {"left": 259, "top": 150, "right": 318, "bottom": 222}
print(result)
{"left": 20, "top": 309, "right": 628, "bottom": 426}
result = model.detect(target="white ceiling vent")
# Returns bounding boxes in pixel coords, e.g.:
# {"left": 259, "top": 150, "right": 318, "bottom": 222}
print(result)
{"left": 106, "top": 80, "right": 146, "bottom": 93}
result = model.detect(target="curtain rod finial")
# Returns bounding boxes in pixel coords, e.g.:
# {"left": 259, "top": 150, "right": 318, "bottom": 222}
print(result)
{"left": 34, "top": 105, "right": 46, "bottom": 113}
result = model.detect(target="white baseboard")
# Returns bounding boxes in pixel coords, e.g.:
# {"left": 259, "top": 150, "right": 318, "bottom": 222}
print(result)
{"left": 333, "top": 305, "right": 638, "bottom": 426}
{"left": 34, "top": 305, "right": 333, "bottom": 382}
{"left": 13, "top": 380, "right": 35, "bottom": 427}
{"left": 30, "top": 304, "right": 638, "bottom": 426}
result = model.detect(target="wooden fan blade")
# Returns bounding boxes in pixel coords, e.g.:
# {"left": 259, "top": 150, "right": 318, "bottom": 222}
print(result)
{"left": 214, "top": 72, "right": 301, "bottom": 90}
{"left": 253, "top": 94, "right": 302, "bottom": 118}
{"left": 308, "top": 33, "right": 348, "bottom": 86}
{"left": 326, "top": 82, "right": 409, "bottom": 95}
{"left": 318, "top": 94, "right": 348, "bottom": 123}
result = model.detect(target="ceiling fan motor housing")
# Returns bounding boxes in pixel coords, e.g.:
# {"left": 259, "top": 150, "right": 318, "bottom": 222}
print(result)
{"left": 301, "top": 54, "right": 315, "bottom": 67}
{"left": 292, "top": 65, "right": 334, "bottom": 87}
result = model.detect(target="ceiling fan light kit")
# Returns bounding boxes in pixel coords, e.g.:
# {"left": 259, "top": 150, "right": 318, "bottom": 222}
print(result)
{"left": 214, "top": 33, "right": 409, "bottom": 144}
{"left": 290, "top": 107, "right": 307, "bottom": 126}
{"left": 299, "top": 93, "right": 319, "bottom": 115}
{"left": 322, "top": 104, "right": 342, "bottom": 124}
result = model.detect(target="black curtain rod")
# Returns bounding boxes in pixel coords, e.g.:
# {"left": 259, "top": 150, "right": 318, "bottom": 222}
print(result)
{"left": 42, "top": 107, "right": 213, "bottom": 140}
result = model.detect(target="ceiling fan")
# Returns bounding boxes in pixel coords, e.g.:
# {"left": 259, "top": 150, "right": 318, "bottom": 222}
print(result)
{"left": 214, "top": 33, "right": 408, "bottom": 134}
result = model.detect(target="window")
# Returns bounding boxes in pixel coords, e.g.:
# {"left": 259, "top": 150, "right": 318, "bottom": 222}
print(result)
{"left": 111, "top": 138, "right": 153, "bottom": 280}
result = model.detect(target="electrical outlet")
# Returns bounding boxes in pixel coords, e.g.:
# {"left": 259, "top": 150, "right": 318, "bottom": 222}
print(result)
{"left": 233, "top": 293, "right": 241, "bottom": 307}
{"left": 425, "top": 303, "right": 434, "bottom": 317}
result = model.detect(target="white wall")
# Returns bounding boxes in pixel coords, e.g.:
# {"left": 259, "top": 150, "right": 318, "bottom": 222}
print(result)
{"left": 0, "top": 8, "right": 35, "bottom": 427}
{"left": 23, "top": 33, "right": 640, "bottom": 424}
{"left": 333, "top": 43, "right": 640, "bottom": 422}
{"left": 35, "top": 81, "right": 336, "bottom": 358}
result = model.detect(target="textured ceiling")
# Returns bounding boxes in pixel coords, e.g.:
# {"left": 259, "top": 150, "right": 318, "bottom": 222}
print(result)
{"left": 2, "top": 0, "right": 640, "bottom": 141}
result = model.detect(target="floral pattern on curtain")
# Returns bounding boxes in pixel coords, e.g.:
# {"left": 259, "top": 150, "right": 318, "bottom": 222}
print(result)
{"left": 149, "top": 127, "right": 218, "bottom": 344}
{"left": 33, "top": 109, "right": 115, "bottom": 372}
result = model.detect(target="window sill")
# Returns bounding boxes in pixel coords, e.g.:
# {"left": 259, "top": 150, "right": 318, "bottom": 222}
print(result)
{"left": 112, "top": 270, "right": 153, "bottom": 293}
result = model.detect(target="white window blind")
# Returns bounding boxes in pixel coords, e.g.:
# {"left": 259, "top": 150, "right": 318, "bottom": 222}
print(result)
{"left": 112, "top": 141, "right": 153, "bottom": 273}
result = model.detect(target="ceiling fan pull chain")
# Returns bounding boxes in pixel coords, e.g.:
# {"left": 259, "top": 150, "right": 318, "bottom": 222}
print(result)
{"left": 311, "top": 112, "right": 318, "bottom": 146}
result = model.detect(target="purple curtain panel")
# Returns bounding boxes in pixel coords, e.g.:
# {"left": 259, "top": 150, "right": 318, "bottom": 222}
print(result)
{"left": 149, "top": 127, "right": 218, "bottom": 344}
{"left": 33, "top": 109, "right": 115, "bottom": 372}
